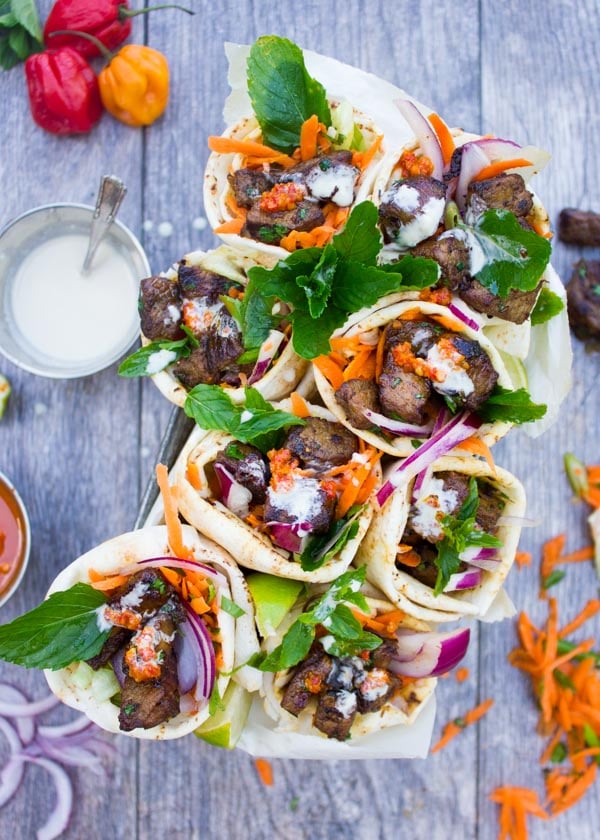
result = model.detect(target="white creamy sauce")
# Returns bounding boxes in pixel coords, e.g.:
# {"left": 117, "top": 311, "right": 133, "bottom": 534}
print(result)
{"left": 411, "top": 477, "right": 459, "bottom": 539}
{"left": 393, "top": 195, "right": 446, "bottom": 248}
{"left": 381, "top": 183, "right": 421, "bottom": 212}
{"left": 358, "top": 670, "right": 391, "bottom": 702}
{"left": 305, "top": 166, "right": 357, "bottom": 206}
{"left": 426, "top": 343, "right": 474, "bottom": 397}
{"left": 145, "top": 348, "right": 177, "bottom": 375}
{"left": 165, "top": 304, "right": 181, "bottom": 324}
{"left": 11, "top": 234, "right": 138, "bottom": 363}
{"left": 118, "top": 581, "right": 147, "bottom": 610}
{"left": 96, "top": 605, "right": 114, "bottom": 633}
{"left": 327, "top": 660, "right": 356, "bottom": 690}
{"left": 266, "top": 476, "right": 323, "bottom": 523}
{"left": 334, "top": 689, "right": 358, "bottom": 718}
{"left": 240, "top": 410, "right": 254, "bottom": 424}
{"left": 441, "top": 228, "right": 487, "bottom": 276}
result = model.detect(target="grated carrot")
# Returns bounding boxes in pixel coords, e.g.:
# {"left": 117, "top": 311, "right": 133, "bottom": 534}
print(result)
{"left": 473, "top": 158, "right": 533, "bottom": 182}
{"left": 254, "top": 758, "right": 273, "bottom": 786}
{"left": 489, "top": 786, "right": 547, "bottom": 840}
{"left": 428, "top": 113, "right": 455, "bottom": 165}
{"left": 299, "top": 114, "right": 321, "bottom": 161}
{"left": 313, "top": 355, "right": 344, "bottom": 390}
{"left": 156, "top": 463, "right": 193, "bottom": 560}
{"left": 454, "top": 667, "right": 470, "bottom": 683}
{"left": 455, "top": 434, "right": 496, "bottom": 473}
{"left": 89, "top": 573, "right": 129, "bottom": 592}
{"left": 352, "top": 133, "right": 383, "bottom": 171}
{"left": 290, "top": 391, "right": 310, "bottom": 418}
{"left": 208, "top": 135, "right": 295, "bottom": 167}
{"left": 430, "top": 698, "right": 494, "bottom": 753}
{"left": 214, "top": 218, "right": 245, "bottom": 235}
{"left": 515, "top": 551, "right": 532, "bottom": 568}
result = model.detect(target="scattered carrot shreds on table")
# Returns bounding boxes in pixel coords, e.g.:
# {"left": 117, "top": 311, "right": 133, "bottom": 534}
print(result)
{"left": 454, "top": 667, "right": 470, "bottom": 683}
{"left": 254, "top": 758, "right": 273, "bottom": 786}
{"left": 564, "top": 452, "right": 600, "bottom": 509}
{"left": 538, "top": 533, "right": 594, "bottom": 596}
{"left": 489, "top": 787, "right": 548, "bottom": 840}
{"left": 515, "top": 551, "right": 532, "bottom": 569}
{"left": 430, "top": 698, "right": 494, "bottom": 753}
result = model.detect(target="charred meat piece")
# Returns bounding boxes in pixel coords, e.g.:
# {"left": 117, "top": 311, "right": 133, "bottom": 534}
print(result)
{"left": 371, "top": 638, "right": 401, "bottom": 671}
{"left": 177, "top": 264, "right": 240, "bottom": 304}
{"left": 476, "top": 481, "right": 505, "bottom": 533}
{"left": 283, "top": 417, "right": 358, "bottom": 470}
{"left": 243, "top": 200, "right": 325, "bottom": 245}
{"left": 281, "top": 150, "right": 359, "bottom": 206}
{"left": 281, "top": 646, "right": 333, "bottom": 716}
{"left": 86, "top": 627, "right": 132, "bottom": 671}
{"left": 567, "top": 259, "right": 600, "bottom": 341}
{"left": 313, "top": 690, "right": 357, "bottom": 741}
{"left": 444, "top": 146, "right": 464, "bottom": 183}
{"left": 466, "top": 173, "right": 533, "bottom": 220}
{"left": 265, "top": 475, "right": 336, "bottom": 535}
{"left": 335, "top": 378, "right": 381, "bottom": 430}
{"left": 355, "top": 667, "right": 399, "bottom": 714}
{"left": 558, "top": 208, "right": 600, "bottom": 246}
{"left": 173, "top": 310, "right": 248, "bottom": 389}
{"left": 214, "top": 443, "right": 270, "bottom": 504}
{"left": 229, "top": 167, "right": 279, "bottom": 208}
{"left": 441, "top": 335, "right": 498, "bottom": 410}
{"left": 119, "top": 598, "right": 185, "bottom": 732}
{"left": 378, "top": 176, "right": 447, "bottom": 247}
{"left": 458, "top": 276, "right": 542, "bottom": 324}
{"left": 412, "top": 234, "right": 471, "bottom": 290}
{"left": 139, "top": 275, "right": 183, "bottom": 341}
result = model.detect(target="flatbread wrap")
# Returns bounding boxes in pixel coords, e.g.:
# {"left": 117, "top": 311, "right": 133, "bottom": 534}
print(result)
{"left": 119, "top": 245, "right": 309, "bottom": 408}
{"left": 355, "top": 455, "right": 526, "bottom": 622}
{"left": 313, "top": 298, "right": 524, "bottom": 458}
{"left": 29, "top": 525, "right": 261, "bottom": 739}
{"left": 258, "top": 569, "right": 469, "bottom": 742}
{"left": 172, "top": 396, "right": 381, "bottom": 582}
{"left": 204, "top": 36, "right": 386, "bottom": 261}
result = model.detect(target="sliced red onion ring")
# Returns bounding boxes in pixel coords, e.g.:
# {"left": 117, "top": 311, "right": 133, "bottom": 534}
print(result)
{"left": 455, "top": 143, "right": 490, "bottom": 213}
{"left": 0, "top": 693, "right": 59, "bottom": 718}
{"left": 0, "top": 717, "right": 24, "bottom": 808}
{"left": 0, "top": 685, "right": 35, "bottom": 745}
{"left": 213, "top": 462, "right": 253, "bottom": 517}
{"left": 21, "top": 755, "right": 73, "bottom": 840}
{"left": 362, "top": 408, "right": 433, "bottom": 437}
{"left": 389, "top": 627, "right": 470, "bottom": 677}
{"left": 267, "top": 521, "right": 313, "bottom": 554}
{"left": 38, "top": 716, "right": 94, "bottom": 740}
{"left": 135, "top": 556, "right": 227, "bottom": 587}
{"left": 448, "top": 302, "right": 481, "bottom": 332}
{"left": 443, "top": 568, "right": 482, "bottom": 592}
{"left": 376, "top": 412, "right": 482, "bottom": 508}
{"left": 469, "top": 137, "right": 522, "bottom": 159}
{"left": 395, "top": 99, "right": 444, "bottom": 179}
{"left": 181, "top": 602, "right": 216, "bottom": 702}
{"left": 411, "top": 409, "right": 449, "bottom": 501}
{"left": 175, "top": 618, "right": 205, "bottom": 696}
{"left": 247, "top": 329, "right": 285, "bottom": 385}
{"left": 110, "top": 647, "right": 127, "bottom": 689}
{"left": 460, "top": 546, "right": 500, "bottom": 571}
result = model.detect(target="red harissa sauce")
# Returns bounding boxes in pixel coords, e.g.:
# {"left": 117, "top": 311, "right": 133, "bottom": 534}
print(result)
{"left": 0, "top": 477, "right": 27, "bottom": 600}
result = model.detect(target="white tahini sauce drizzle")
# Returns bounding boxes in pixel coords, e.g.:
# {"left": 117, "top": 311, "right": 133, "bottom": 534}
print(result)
{"left": 425, "top": 343, "right": 474, "bottom": 397}
{"left": 266, "top": 476, "right": 324, "bottom": 523}
{"left": 305, "top": 166, "right": 357, "bottom": 206}
{"left": 411, "top": 476, "right": 459, "bottom": 540}
{"left": 11, "top": 234, "right": 138, "bottom": 363}
{"left": 440, "top": 228, "right": 486, "bottom": 276}
{"left": 145, "top": 348, "right": 177, "bottom": 375}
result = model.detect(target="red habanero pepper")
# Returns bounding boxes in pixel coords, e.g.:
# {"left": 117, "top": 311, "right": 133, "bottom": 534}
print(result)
{"left": 44, "top": 2, "right": 194, "bottom": 58}
{"left": 24, "top": 48, "right": 102, "bottom": 135}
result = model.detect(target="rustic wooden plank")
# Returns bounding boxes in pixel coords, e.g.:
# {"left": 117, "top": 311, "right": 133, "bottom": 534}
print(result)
{"left": 478, "top": 1, "right": 600, "bottom": 838}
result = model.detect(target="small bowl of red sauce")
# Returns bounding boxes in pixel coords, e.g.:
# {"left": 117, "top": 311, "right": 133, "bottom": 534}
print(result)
{"left": 0, "top": 470, "right": 31, "bottom": 608}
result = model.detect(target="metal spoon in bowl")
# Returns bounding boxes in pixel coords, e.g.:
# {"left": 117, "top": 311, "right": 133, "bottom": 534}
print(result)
{"left": 81, "top": 174, "right": 128, "bottom": 274}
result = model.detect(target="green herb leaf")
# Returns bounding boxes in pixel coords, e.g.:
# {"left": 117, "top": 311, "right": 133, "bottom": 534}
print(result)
{"left": 11, "top": 0, "right": 42, "bottom": 40}
{"left": 332, "top": 200, "right": 381, "bottom": 265}
{"left": 0, "top": 583, "right": 109, "bottom": 670}
{"left": 550, "top": 742, "right": 568, "bottom": 764}
{"left": 118, "top": 336, "right": 193, "bottom": 378}
{"left": 557, "top": 638, "right": 600, "bottom": 666}
{"left": 183, "top": 385, "right": 304, "bottom": 453}
{"left": 258, "top": 567, "right": 379, "bottom": 671}
{"left": 530, "top": 287, "right": 564, "bottom": 326}
{"left": 477, "top": 386, "right": 547, "bottom": 424}
{"left": 465, "top": 209, "right": 551, "bottom": 297}
{"left": 0, "top": 0, "right": 41, "bottom": 70}
{"left": 299, "top": 507, "right": 363, "bottom": 571}
{"left": 295, "top": 244, "right": 337, "bottom": 318}
{"left": 220, "top": 596, "right": 245, "bottom": 618}
{"left": 247, "top": 35, "right": 331, "bottom": 153}
{"left": 543, "top": 569, "right": 566, "bottom": 590}
{"left": 553, "top": 668, "right": 575, "bottom": 689}
{"left": 208, "top": 680, "right": 225, "bottom": 715}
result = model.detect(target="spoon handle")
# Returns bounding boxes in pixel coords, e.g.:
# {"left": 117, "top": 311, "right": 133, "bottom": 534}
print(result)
{"left": 81, "top": 175, "right": 127, "bottom": 274}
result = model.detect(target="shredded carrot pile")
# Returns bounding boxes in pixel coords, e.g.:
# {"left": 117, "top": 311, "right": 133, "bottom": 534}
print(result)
{"left": 254, "top": 758, "right": 274, "bottom": 786}
{"left": 430, "top": 698, "right": 494, "bottom": 753}
{"left": 488, "top": 787, "right": 548, "bottom": 840}
{"left": 538, "top": 533, "right": 594, "bottom": 597}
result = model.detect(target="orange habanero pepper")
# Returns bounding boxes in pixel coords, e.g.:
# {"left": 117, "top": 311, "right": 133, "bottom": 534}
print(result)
{"left": 98, "top": 44, "right": 169, "bottom": 127}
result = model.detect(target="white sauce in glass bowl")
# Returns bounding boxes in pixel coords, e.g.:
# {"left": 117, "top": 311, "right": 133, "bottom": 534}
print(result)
{"left": 10, "top": 233, "right": 139, "bottom": 364}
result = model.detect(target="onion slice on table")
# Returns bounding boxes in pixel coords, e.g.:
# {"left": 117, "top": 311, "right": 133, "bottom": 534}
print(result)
{"left": 388, "top": 627, "right": 471, "bottom": 678}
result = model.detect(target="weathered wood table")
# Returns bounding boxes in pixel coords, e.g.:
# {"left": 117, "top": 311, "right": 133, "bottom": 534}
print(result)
{"left": 1, "top": 1, "right": 598, "bottom": 837}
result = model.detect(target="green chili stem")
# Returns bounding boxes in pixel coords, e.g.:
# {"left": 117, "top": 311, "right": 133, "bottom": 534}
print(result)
{"left": 118, "top": 3, "right": 195, "bottom": 20}
{"left": 47, "top": 30, "right": 114, "bottom": 62}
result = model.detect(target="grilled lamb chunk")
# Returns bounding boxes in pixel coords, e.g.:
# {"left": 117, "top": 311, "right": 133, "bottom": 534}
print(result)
{"left": 476, "top": 481, "right": 505, "bottom": 533}
{"left": 355, "top": 667, "right": 399, "bottom": 714}
{"left": 378, "top": 176, "right": 447, "bottom": 246}
{"left": 412, "top": 234, "right": 471, "bottom": 290}
{"left": 313, "top": 690, "right": 357, "bottom": 740}
{"left": 567, "top": 259, "right": 600, "bottom": 341}
{"left": 407, "top": 471, "right": 470, "bottom": 543}
{"left": 466, "top": 173, "right": 533, "bottom": 221}
{"left": 433, "top": 334, "right": 497, "bottom": 411}
{"left": 335, "top": 378, "right": 381, "bottom": 430}
{"left": 119, "top": 599, "right": 185, "bottom": 732}
{"left": 283, "top": 418, "right": 358, "bottom": 470}
{"left": 558, "top": 208, "right": 600, "bottom": 246}
{"left": 280, "top": 151, "right": 359, "bottom": 205}
{"left": 177, "top": 264, "right": 237, "bottom": 303}
{"left": 229, "top": 167, "right": 279, "bottom": 208}
{"left": 95, "top": 569, "right": 175, "bottom": 633}
{"left": 214, "top": 443, "right": 270, "bottom": 504}
{"left": 243, "top": 200, "right": 325, "bottom": 245}
{"left": 265, "top": 475, "right": 336, "bottom": 535}
{"left": 281, "top": 646, "right": 333, "bottom": 716}
{"left": 86, "top": 627, "right": 131, "bottom": 671}
{"left": 378, "top": 369, "right": 435, "bottom": 425}
{"left": 371, "top": 638, "right": 401, "bottom": 671}
{"left": 385, "top": 320, "right": 441, "bottom": 356}
{"left": 281, "top": 150, "right": 355, "bottom": 183}
{"left": 458, "top": 276, "right": 542, "bottom": 324}
{"left": 139, "top": 275, "right": 183, "bottom": 341}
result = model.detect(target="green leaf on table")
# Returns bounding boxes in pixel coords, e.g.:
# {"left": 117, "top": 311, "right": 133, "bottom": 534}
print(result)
{"left": 247, "top": 35, "right": 331, "bottom": 153}
{"left": 477, "top": 386, "right": 547, "bottom": 424}
{"left": 11, "top": 0, "right": 42, "bottom": 41}
{"left": 0, "top": 583, "right": 109, "bottom": 670}
{"left": 530, "top": 287, "right": 564, "bottom": 325}
{"left": 0, "top": 0, "right": 42, "bottom": 70}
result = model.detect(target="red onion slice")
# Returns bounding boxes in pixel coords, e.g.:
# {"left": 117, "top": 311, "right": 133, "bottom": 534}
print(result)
{"left": 448, "top": 302, "right": 481, "bottom": 332}
{"left": 175, "top": 618, "right": 205, "bottom": 696}
{"left": 0, "top": 717, "right": 24, "bottom": 808}
{"left": 455, "top": 143, "right": 491, "bottom": 213}
{"left": 247, "top": 329, "right": 285, "bottom": 385}
{"left": 0, "top": 693, "right": 59, "bottom": 718}
{"left": 411, "top": 409, "right": 449, "bottom": 501}
{"left": 460, "top": 546, "right": 500, "bottom": 571}
{"left": 443, "top": 568, "right": 482, "bottom": 592}
{"left": 0, "top": 685, "right": 35, "bottom": 745}
{"left": 267, "top": 521, "right": 313, "bottom": 554}
{"left": 389, "top": 627, "right": 470, "bottom": 677}
{"left": 181, "top": 602, "right": 216, "bottom": 702}
{"left": 376, "top": 412, "right": 482, "bottom": 507}
{"left": 38, "top": 716, "right": 95, "bottom": 740}
{"left": 213, "top": 462, "right": 253, "bottom": 517}
{"left": 395, "top": 99, "right": 444, "bottom": 179}
{"left": 135, "top": 556, "right": 227, "bottom": 587}
{"left": 362, "top": 408, "right": 433, "bottom": 437}
{"left": 21, "top": 755, "right": 73, "bottom": 840}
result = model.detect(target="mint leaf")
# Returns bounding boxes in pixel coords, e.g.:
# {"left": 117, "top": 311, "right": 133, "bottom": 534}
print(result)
{"left": 247, "top": 35, "right": 331, "bottom": 154}
{"left": 332, "top": 201, "right": 381, "bottom": 265}
{"left": 467, "top": 209, "right": 551, "bottom": 297}
{"left": 289, "top": 304, "right": 348, "bottom": 359}
{"left": 118, "top": 336, "right": 192, "bottom": 377}
{"left": 220, "top": 596, "right": 245, "bottom": 618}
{"left": 11, "top": 0, "right": 42, "bottom": 41}
{"left": 299, "top": 507, "right": 363, "bottom": 571}
{"left": 0, "top": 584, "right": 109, "bottom": 670}
{"left": 295, "top": 244, "right": 337, "bottom": 318}
{"left": 183, "top": 385, "right": 304, "bottom": 453}
{"left": 530, "top": 287, "right": 564, "bottom": 325}
{"left": 0, "top": 0, "right": 41, "bottom": 70}
{"left": 477, "top": 386, "right": 547, "bottom": 424}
